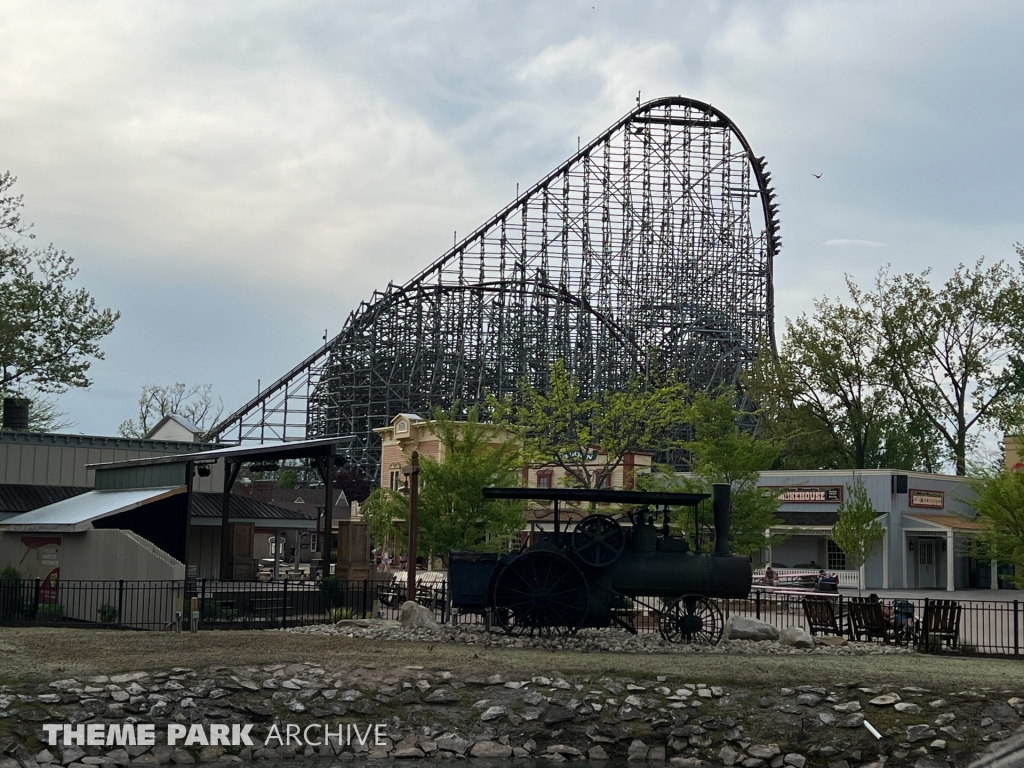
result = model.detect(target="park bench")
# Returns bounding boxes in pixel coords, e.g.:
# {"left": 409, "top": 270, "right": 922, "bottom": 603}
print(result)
{"left": 847, "top": 597, "right": 894, "bottom": 643}
{"left": 921, "top": 599, "right": 961, "bottom": 650}
{"left": 802, "top": 597, "right": 841, "bottom": 636}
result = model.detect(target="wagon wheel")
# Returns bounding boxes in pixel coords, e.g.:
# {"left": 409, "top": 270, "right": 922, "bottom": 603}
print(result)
{"left": 659, "top": 594, "right": 723, "bottom": 645}
{"left": 492, "top": 550, "right": 589, "bottom": 637}
{"left": 572, "top": 514, "right": 625, "bottom": 567}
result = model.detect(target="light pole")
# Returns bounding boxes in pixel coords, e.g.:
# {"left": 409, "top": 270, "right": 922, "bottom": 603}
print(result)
{"left": 403, "top": 451, "right": 420, "bottom": 603}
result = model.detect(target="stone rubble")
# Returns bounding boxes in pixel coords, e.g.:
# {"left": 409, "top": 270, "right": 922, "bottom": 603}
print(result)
{"left": 0, "top": 657, "right": 1014, "bottom": 768}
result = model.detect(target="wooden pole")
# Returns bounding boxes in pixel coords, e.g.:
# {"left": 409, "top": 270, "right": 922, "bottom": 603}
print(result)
{"left": 406, "top": 451, "right": 420, "bottom": 603}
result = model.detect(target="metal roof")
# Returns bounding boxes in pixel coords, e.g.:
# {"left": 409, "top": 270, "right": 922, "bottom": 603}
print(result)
{"left": 190, "top": 493, "right": 312, "bottom": 521}
{"left": 86, "top": 435, "right": 357, "bottom": 470}
{"left": 0, "top": 484, "right": 90, "bottom": 514}
{"left": 0, "top": 487, "right": 185, "bottom": 532}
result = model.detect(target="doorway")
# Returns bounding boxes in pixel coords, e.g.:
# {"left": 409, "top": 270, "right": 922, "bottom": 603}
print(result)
{"left": 918, "top": 539, "right": 936, "bottom": 588}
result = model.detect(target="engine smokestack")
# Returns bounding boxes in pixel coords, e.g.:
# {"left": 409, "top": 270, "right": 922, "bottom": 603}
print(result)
{"left": 712, "top": 483, "right": 731, "bottom": 556}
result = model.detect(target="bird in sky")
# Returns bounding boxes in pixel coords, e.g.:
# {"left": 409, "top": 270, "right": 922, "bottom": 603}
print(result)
{"left": 813, "top": 173, "right": 823, "bottom": 179}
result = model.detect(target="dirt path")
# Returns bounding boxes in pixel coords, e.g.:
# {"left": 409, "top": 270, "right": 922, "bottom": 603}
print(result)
{"left": 2, "top": 627, "right": 1023, "bottom": 689}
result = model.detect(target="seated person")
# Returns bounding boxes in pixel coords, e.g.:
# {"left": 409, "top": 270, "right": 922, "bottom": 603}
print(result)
{"left": 762, "top": 566, "right": 778, "bottom": 586}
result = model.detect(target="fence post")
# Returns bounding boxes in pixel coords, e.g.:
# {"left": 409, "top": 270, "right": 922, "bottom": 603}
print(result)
{"left": 200, "top": 578, "right": 207, "bottom": 627}
{"left": 362, "top": 579, "right": 369, "bottom": 619}
{"left": 117, "top": 580, "right": 125, "bottom": 629}
{"left": 33, "top": 578, "right": 40, "bottom": 623}
{"left": 922, "top": 598, "right": 930, "bottom": 652}
{"left": 282, "top": 580, "right": 289, "bottom": 629}
{"left": 755, "top": 591, "right": 761, "bottom": 621}
{"left": 838, "top": 594, "right": 844, "bottom": 634}
{"left": 441, "top": 581, "right": 447, "bottom": 625}
{"left": 1007, "top": 602, "right": 1015, "bottom": 663}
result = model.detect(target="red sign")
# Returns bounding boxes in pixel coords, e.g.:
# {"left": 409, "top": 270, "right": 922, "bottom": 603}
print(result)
{"left": 909, "top": 489, "right": 944, "bottom": 509}
{"left": 20, "top": 536, "right": 61, "bottom": 603}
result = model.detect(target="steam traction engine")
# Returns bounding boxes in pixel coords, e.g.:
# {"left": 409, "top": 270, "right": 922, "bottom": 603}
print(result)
{"left": 448, "top": 485, "right": 752, "bottom": 645}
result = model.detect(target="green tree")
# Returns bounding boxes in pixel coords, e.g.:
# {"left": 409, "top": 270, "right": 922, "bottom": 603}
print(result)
{"left": 830, "top": 475, "right": 885, "bottom": 595}
{"left": 362, "top": 406, "right": 525, "bottom": 564}
{"left": 0, "top": 172, "right": 119, "bottom": 397}
{"left": 494, "top": 359, "right": 687, "bottom": 489}
{"left": 966, "top": 468, "right": 1024, "bottom": 588}
{"left": 875, "top": 253, "right": 1024, "bottom": 475}
{"left": 118, "top": 383, "right": 223, "bottom": 438}
{"left": 643, "top": 389, "right": 784, "bottom": 556}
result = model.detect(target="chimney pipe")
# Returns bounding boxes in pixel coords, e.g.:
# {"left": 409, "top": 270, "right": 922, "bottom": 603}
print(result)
{"left": 2, "top": 398, "right": 30, "bottom": 431}
{"left": 712, "top": 483, "right": 731, "bottom": 556}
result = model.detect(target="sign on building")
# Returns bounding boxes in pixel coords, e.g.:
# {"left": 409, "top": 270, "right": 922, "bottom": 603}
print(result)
{"left": 760, "top": 485, "right": 843, "bottom": 503}
{"left": 909, "top": 489, "right": 945, "bottom": 509}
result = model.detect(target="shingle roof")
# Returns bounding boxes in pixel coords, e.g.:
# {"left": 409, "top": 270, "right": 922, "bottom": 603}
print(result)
{"left": 0, "top": 484, "right": 91, "bottom": 514}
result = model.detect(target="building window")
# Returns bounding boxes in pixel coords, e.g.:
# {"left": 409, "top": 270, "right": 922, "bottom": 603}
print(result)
{"left": 309, "top": 533, "right": 318, "bottom": 552}
{"left": 827, "top": 540, "right": 846, "bottom": 570}
{"left": 537, "top": 470, "right": 553, "bottom": 489}
{"left": 389, "top": 469, "right": 402, "bottom": 491}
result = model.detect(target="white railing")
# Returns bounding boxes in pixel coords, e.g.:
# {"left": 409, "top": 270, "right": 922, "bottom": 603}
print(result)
{"left": 754, "top": 567, "right": 861, "bottom": 588}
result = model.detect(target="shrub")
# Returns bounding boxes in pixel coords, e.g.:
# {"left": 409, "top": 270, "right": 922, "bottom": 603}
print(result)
{"left": 97, "top": 603, "right": 119, "bottom": 625}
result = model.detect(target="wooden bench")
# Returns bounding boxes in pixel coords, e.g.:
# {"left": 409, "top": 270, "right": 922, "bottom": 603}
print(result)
{"left": 847, "top": 597, "right": 894, "bottom": 643}
{"left": 803, "top": 597, "right": 841, "bottom": 636}
{"left": 921, "top": 600, "right": 961, "bottom": 650}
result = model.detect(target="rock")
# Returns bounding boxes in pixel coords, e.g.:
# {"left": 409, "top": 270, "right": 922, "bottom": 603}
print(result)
{"left": 398, "top": 601, "right": 440, "bottom": 630}
{"left": 783, "top": 755, "right": 806, "bottom": 768}
{"left": 912, "top": 759, "right": 947, "bottom": 768}
{"left": 929, "top": 740, "right": 946, "bottom": 751}
{"left": 723, "top": 616, "right": 780, "bottom": 642}
{"left": 480, "top": 705, "right": 506, "bottom": 722}
{"left": 779, "top": 626, "right": 815, "bottom": 649}
{"left": 588, "top": 746, "right": 609, "bottom": 760}
{"left": 434, "top": 735, "right": 472, "bottom": 755}
{"left": 797, "top": 694, "right": 821, "bottom": 707}
{"left": 748, "top": 745, "right": 780, "bottom": 760}
{"left": 104, "top": 752, "right": 129, "bottom": 767}
{"left": 818, "top": 713, "right": 835, "bottom": 725}
{"left": 168, "top": 751, "right": 194, "bottom": 766}
{"left": 816, "top": 635, "right": 847, "bottom": 646}
{"left": 196, "top": 748, "right": 223, "bottom": 764}
{"left": 627, "top": 741, "right": 649, "bottom": 761}
{"left": 35, "top": 753, "right": 54, "bottom": 765}
{"left": 720, "top": 746, "right": 739, "bottom": 766}
{"left": 469, "top": 742, "right": 511, "bottom": 759}
{"left": 837, "top": 714, "right": 865, "bottom": 728}
{"left": 670, "top": 759, "right": 702, "bottom": 767}
{"left": 833, "top": 701, "right": 861, "bottom": 713}
{"left": 648, "top": 746, "right": 666, "bottom": 761}
{"left": 423, "top": 688, "right": 460, "bottom": 704}
{"left": 391, "top": 747, "right": 424, "bottom": 759}
{"left": 547, "top": 746, "right": 582, "bottom": 757}
{"left": 869, "top": 693, "right": 901, "bottom": 706}
{"left": 906, "top": 725, "right": 938, "bottom": 743}
{"left": 934, "top": 713, "right": 956, "bottom": 726}
{"left": 544, "top": 705, "right": 576, "bottom": 725}
{"left": 62, "top": 749, "right": 85, "bottom": 766}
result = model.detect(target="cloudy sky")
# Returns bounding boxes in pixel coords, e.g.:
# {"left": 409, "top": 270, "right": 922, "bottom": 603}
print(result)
{"left": 1, "top": 0, "right": 1022, "bottom": 436}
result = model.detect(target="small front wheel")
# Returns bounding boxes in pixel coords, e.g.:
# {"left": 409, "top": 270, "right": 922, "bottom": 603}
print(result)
{"left": 659, "top": 594, "right": 723, "bottom": 645}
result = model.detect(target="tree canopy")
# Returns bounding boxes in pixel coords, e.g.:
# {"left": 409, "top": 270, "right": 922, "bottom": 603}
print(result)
{"left": 0, "top": 172, "right": 119, "bottom": 399}
{"left": 361, "top": 406, "right": 525, "bottom": 563}
{"left": 642, "top": 389, "right": 784, "bottom": 557}
{"left": 830, "top": 475, "right": 885, "bottom": 594}
{"left": 492, "top": 359, "right": 687, "bottom": 489}
{"left": 966, "top": 467, "right": 1024, "bottom": 588}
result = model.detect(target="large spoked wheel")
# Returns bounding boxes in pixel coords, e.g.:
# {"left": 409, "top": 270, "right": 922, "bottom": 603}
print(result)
{"left": 659, "top": 594, "right": 723, "bottom": 645}
{"left": 572, "top": 514, "right": 625, "bottom": 568}
{"left": 492, "top": 551, "right": 589, "bottom": 637}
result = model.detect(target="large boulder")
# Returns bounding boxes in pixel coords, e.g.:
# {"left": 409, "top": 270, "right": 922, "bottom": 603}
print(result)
{"left": 779, "top": 625, "right": 815, "bottom": 649}
{"left": 398, "top": 600, "right": 440, "bottom": 630}
{"left": 722, "top": 616, "right": 780, "bottom": 642}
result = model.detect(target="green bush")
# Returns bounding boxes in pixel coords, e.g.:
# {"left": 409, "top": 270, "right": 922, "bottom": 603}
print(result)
{"left": 36, "top": 603, "right": 65, "bottom": 621}
{"left": 97, "top": 603, "right": 119, "bottom": 625}
{"left": 0, "top": 567, "right": 25, "bottom": 621}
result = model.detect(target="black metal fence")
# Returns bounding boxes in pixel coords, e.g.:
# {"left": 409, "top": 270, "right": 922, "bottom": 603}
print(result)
{"left": 0, "top": 577, "right": 448, "bottom": 631}
{"left": 1, "top": 577, "right": 1022, "bottom": 658}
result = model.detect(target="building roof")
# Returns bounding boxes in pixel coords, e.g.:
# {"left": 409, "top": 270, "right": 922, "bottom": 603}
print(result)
{"left": 86, "top": 435, "right": 357, "bottom": 470}
{"left": 0, "top": 429, "right": 215, "bottom": 452}
{"left": 190, "top": 493, "right": 313, "bottom": 523}
{"left": 0, "top": 484, "right": 90, "bottom": 514}
{"left": 0, "top": 487, "right": 185, "bottom": 532}
{"left": 905, "top": 513, "right": 981, "bottom": 531}
{"left": 144, "top": 413, "right": 202, "bottom": 440}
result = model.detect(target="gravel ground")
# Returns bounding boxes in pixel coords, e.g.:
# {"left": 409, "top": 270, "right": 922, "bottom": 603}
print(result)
{"left": 2, "top": 626, "right": 1023, "bottom": 690}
